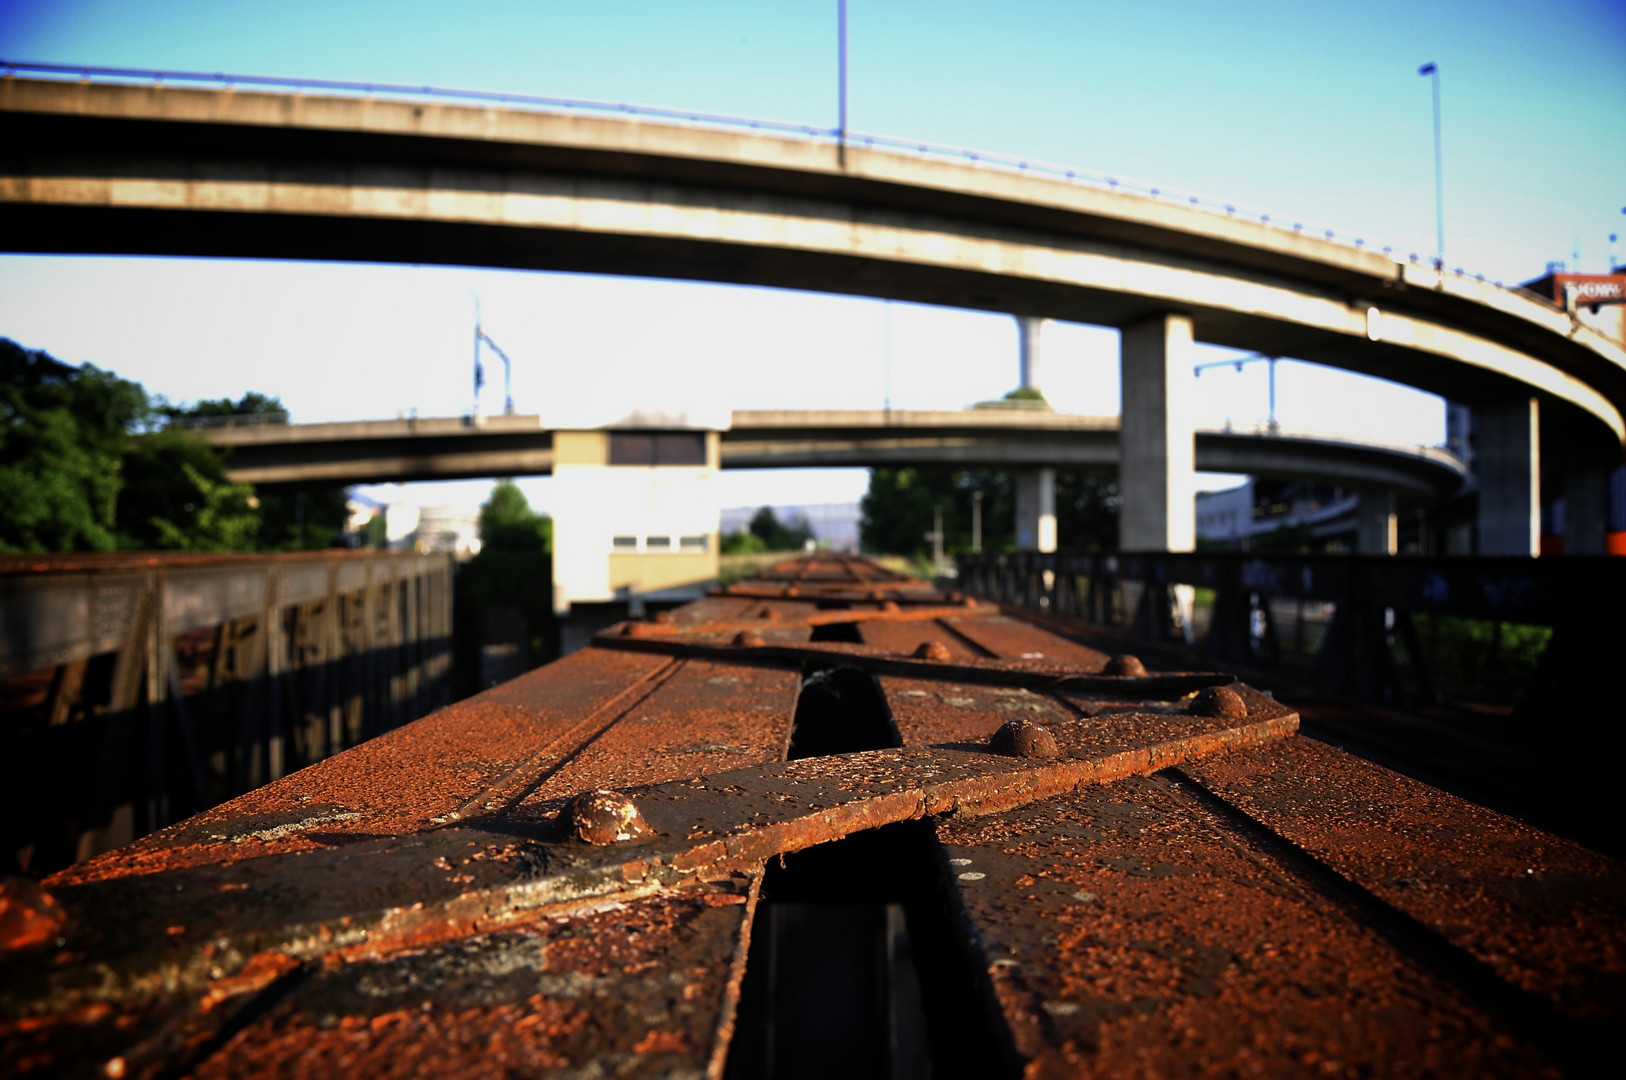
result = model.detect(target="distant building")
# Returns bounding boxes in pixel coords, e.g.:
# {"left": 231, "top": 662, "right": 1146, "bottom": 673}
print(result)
{"left": 551, "top": 414, "right": 724, "bottom": 615}
{"left": 1196, "top": 479, "right": 1359, "bottom": 549}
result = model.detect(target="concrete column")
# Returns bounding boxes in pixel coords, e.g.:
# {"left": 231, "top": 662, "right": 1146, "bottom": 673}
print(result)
{"left": 1016, "top": 315, "right": 1046, "bottom": 391}
{"left": 1014, "top": 467, "right": 1056, "bottom": 552}
{"left": 1564, "top": 467, "right": 1610, "bottom": 555}
{"left": 1119, "top": 314, "right": 1196, "bottom": 552}
{"left": 1476, "top": 398, "right": 1540, "bottom": 556}
{"left": 1355, "top": 489, "right": 1398, "bottom": 555}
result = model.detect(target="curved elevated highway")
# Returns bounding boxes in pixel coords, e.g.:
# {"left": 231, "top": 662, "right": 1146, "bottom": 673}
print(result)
{"left": 201, "top": 408, "right": 1464, "bottom": 501}
{"left": 1, "top": 73, "right": 1613, "bottom": 550}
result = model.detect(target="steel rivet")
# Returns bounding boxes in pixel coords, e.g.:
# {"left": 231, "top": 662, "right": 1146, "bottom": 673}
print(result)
{"left": 914, "top": 641, "right": 953, "bottom": 662}
{"left": 1102, "top": 654, "right": 1147, "bottom": 677}
{"left": 990, "top": 718, "right": 1060, "bottom": 759}
{"left": 570, "top": 789, "right": 652, "bottom": 846}
{"left": 881, "top": 600, "right": 900, "bottom": 612}
{"left": 734, "top": 630, "right": 766, "bottom": 647}
{"left": 1190, "top": 685, "right": 1247, "bottom": 719}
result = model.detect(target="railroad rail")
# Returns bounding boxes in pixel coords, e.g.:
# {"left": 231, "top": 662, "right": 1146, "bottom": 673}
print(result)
{"left": 1, "top": 555, "right": 1620, "bottom": 1077}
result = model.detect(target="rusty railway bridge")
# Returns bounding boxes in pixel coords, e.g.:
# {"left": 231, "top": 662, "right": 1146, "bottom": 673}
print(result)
{"left": 2, "top": 554, "right": 1622, "bottom": 1078}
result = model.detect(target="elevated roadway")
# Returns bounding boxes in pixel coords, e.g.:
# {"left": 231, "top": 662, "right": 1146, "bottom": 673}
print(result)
{"left": 2, "top": 71, "right": 1611, "bottom": 550}
{"left": 201, "top": 408, "right": 1465, "bottom": 503}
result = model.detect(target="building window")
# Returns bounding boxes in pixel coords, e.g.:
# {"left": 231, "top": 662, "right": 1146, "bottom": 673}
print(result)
{"left": 646, "top": 535, "right": 672, "bottom": 550}
{"left": 607, "top": 431, "right": 707, "bottom": 466}
{"left": 612, "top": 535, "right": 638, "bottom": 550}
{"left": 679, "top": 534, "right": 708, "bottom": 552}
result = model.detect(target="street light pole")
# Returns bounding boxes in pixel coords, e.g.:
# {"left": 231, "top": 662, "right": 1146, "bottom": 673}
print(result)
{"left": 1419, "top": 62, "right": 1443, "bottom": 270}
{"left": 837, "top": 0, "right": 848, "bottom": 168}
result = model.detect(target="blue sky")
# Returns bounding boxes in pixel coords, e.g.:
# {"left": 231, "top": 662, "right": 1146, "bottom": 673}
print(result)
{"left": 2, "top": 0, "right": 1622, "bottom": 513}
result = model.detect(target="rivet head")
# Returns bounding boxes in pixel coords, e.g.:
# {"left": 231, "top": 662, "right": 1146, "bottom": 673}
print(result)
{"left": 914, "top": 641, "right": 953, "bottom": 662}
{"left": 784, "top": 586, "right": 800, "bottom": 598}
{"left": 0, "top": 876, "right": 67, "bottom": 951}
{"left": 881, "top": 600, "right": 900, "bottom": 612}
{"left": 1190, "top": 685, "right": 1248, "bottom": 719}
{"left": 651, "top": 610, "right": 674, "bottom": 625}
{"left": 1102, "top": 654, "right": 1147, "bottom": 677}
{"left": 990, "top": 718, "right": 1059, "bottom": 759}
{"left": 571, "top": 790, "right": 652, "bottom": 846}
{"left": 734, "top": 630, "right": 766, "bottom": 647}
{"left": 622, "top": 621, "right": 657, "bottom": 638}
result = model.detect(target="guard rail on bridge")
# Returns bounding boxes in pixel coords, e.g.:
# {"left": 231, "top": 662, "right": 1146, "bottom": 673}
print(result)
{"left": 957, "top": 550, "right": 1619, "bottom": 731}
{"left": 0, "top": 550, "right": 454, "bottom": 874}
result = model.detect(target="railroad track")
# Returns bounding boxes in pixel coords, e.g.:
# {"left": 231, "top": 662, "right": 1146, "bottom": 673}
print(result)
{"left": 2, "top": 555, "right": 1620, "bottom": 1077}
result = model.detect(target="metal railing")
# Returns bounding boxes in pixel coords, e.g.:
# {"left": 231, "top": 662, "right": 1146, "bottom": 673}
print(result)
{"left": 2, "top": 58, "right": 1530, "bottom": 295}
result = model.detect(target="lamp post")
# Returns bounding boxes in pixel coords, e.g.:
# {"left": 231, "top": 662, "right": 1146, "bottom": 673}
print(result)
{"left": 1418, "top": 62, "right": 1443, "bottom": 270}
{"left": 837, "top": 0, "right": 848, "bottom": 168}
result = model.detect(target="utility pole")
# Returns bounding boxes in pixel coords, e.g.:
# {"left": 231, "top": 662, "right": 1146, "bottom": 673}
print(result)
{"left": 1418, "top": 63, "right": 1444, "bottom": 270}
{"left": 925, "top": 504, "right": 945, "bottom": 574}
{"left": 837, "top": 0, "right": 848, "bottom": 168}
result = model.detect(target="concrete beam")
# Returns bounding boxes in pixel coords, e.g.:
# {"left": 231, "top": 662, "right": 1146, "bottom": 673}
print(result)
{"left": 1120, "top": 315, "right": 1196, "bottom": 552}
{"left": 1476, "top": 399, "right": 1540, "bottom": 556}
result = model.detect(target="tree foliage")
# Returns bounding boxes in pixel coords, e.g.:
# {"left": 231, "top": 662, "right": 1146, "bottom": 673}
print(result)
{"left": 746, "top": 506, "right": 814, "bottom": 551}
{"left": 478, "top": 479, "right": 553, "bottom": 555}
{"left": 1, "top": 337, "right": 348, "bottom": 554}
{"left": 860, "top": 467, "right": 1120, "bottom": 557}
{"left": 0, "top": 339, "right": 150, "bottom": 552}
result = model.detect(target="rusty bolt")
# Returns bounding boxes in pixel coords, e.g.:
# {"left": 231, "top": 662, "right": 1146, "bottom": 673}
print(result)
{"left": 869, "top": 588, "right": 886, "bottom": 601}
{"left": 961, "top": 595, "right": 979, "bottom": 608}
{"left": 785, "top": 586, "right": 801, "bottom": 598}
{"left": 734, "top": 629, "right": 766, "bottom": 647}
{"left": 757, "top": 608, "right": 780, "bottom": 620}
{"left": 622, "top": 621, "right": 658, "bottom": 638}
{"left": 1190, "top": 685, "right": 1248, "bottom": 719}
{"left": 1102, "top": 654, "right": 1147, "bottom": 677}
{"left": 881, "top": 600, "right": 900, "bottom": 612}
{"left": 914, "top": 641, "right": 953, "bottom": 662}
{"left": 990, "top": 718, "right": 1059, "bottom": 759}
{"left": 651, "top": 610, "right": 675, "bottom": 625}
{"left": 571, "top": 790, "right": 653, "bottom": 846}
{"left": 0, "top": 877, "right": 66, "bottom": 952}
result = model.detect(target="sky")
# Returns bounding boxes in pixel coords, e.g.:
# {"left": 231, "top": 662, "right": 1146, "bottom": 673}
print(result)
{"left": 2, "top": 0, "right": 1623, "bottom": 516}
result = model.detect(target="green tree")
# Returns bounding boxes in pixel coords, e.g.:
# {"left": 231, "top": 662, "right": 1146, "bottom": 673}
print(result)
{"left": 747, "top": 506, "right": 813, "bottom": 551}
{"left": 0, "top": 339, "right": 150, "bottom": 552}
{"left": 478, "top": 479, "right": 553, "bottom": 554}
{"left": 860, "top": 467, "right": 1118, "bottom": 556}
{"left": 118, "top": 424, "right": 262, "bottom": 551}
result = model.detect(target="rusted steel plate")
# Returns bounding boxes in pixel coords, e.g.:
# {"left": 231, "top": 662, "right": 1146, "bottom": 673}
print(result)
{"left": 50, "top": 647, "right": 676, "bottom": 885}
{"left": 880, "top": 675, "right": 1085, "bottom": 747}
{"left": 511, "top": 658, "right": 801, "bottom": 804}
{"left": 189, "top": 875, "right": 759, "bottom": 1080}
{"left": 1, "top": 870, "right": 759, "bottom": 1080}
{"left": 939, "top": 613, "right": 1109, "bottom": 667}
{"left": 596, "top": 633, "right": 1234, "bottom": 697}
{"left": 858, "top": 618, "right": 988, "bottom": 661}
{"left": 1180, "top": 737, "right": 1626, "bottom": 1030}
{"left": 0, "top": 710, "right": 1297, "bottom": 1060}
{"left": 934, "top": 773, "right": 1563, "bottom": 1078}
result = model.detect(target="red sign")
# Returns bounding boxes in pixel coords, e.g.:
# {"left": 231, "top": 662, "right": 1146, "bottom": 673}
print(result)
{"left": 1552, "top": 274, "right": 1626, "bottom": 309}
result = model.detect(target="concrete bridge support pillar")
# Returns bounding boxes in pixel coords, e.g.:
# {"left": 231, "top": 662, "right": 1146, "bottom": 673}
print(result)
{"left": 1016, "top": 315, "right": 1046, "bottom": 391}
{"left": 1564, "top": 467, "right": 1610, "bottom": 555}
{"left": 1476, "top": 398, "right": 1540, "bottom": 556}
{"left": 1015, "top": 467, "right": 1057, "bottom": 552}
{"left": 1119, "top": 314, "right": 1196, "bottom": 552}
{"left": 1012, "top": 315, "right": 1057, "bottom": 552}
{"left": 1356, "top": 489, "right": 1398, "bottom": 555}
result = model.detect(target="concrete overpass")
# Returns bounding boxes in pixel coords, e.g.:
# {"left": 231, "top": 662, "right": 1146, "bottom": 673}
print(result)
{"left": 200, "top": 408, "right": 1463, "bottom": 553}
{"left": 3, "top": 70, "right": 1617, "bottom": 552}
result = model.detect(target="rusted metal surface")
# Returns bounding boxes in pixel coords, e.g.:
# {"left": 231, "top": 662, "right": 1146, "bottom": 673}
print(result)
{"left": 936, "top": 775, "right": 1563, "bottom": 1077}
{"left": 3, "top": 554, "right": 1621, "bottom": 1077}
